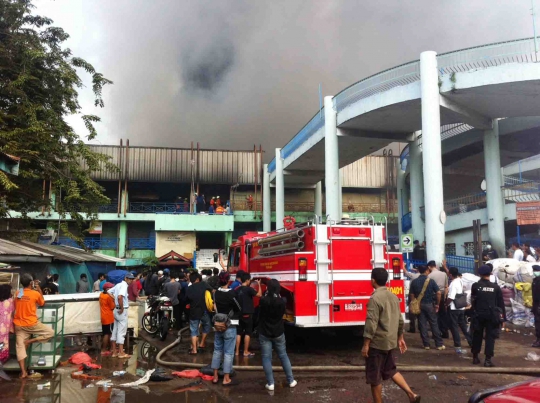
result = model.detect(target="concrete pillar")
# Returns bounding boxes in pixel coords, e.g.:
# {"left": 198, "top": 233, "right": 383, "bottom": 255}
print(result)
{"left": 224, "top": 232, "right": 233, "bottom": 252}
{"left": 263, "top": 163, "right": 271, "bottom": 232}
{"left": 397, "top": 166, "right": 406, "bottom": 239}
{"left": 275, "top": 148, "right": 285, "bottom": 230}
{"left": 338, "top": 170, "right": 344, "bottom": 220}
{"left": 118, "top": 221, "right": 127, "bottom": 258}
{"left": 324, "top": 96, "right": 340, "bottom": 222}
{"left": 409, "top": 136, "right": 425, "bottom": 244}
{"left": 314, "top": 181, "right": 323, "bottom": 221}
{"left": 121, "top": 190, "right": 129, "bottom": 217}
{"left": 483, "top": 119, "right": 505, "bottom": 257}
{"left": 420, "top": 51, "right": 445, "bottom": 264}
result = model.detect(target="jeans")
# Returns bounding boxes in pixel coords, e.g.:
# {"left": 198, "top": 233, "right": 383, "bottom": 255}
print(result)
{"left": 189, "top": 312, "right": 211, "bottom": 337}
{"left": 418, "top": 303, "right": 443, "bottom": 347}
{"left": 449, "top": 309, "right": 472, "bottom": 347}
{"left": 260, "top": 333, "right": 294, "bottom": 385}
{"left": 437, "top": 298, "right": 450, "bottom": 337}
{"left": 211, "top": 326, "right": 237, "bottom": 374}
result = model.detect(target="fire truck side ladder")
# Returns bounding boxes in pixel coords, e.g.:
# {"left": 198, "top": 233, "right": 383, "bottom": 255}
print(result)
{"left": 371, "top": 217, "right": 388, "bottom": 269}
{"left": 314, "top": 216, "right": 333, "bottom": 324}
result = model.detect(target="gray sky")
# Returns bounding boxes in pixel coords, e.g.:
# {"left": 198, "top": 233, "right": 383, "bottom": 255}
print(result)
{"left": 36, "top": 0, "right": 536, "bottom": 158}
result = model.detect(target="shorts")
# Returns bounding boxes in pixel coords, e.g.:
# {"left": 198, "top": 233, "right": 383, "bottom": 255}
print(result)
{"left": 102, "top": 323, "right": 114, "bottom": 335}
{"left": 238, "top": 314, "right": 253, "bottom": 336}
{"left": 365, "top": 348, "right": 397, "bottom": 386}
{"left": 189, "top": 312, "right": 211, "bottom": 337}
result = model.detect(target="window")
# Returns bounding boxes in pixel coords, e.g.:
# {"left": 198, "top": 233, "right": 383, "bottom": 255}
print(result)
{"left": 445, "top": 243, "right": 456, "bottom": 256}
{"left": 464, "top": 241, "right": 489, "bottom": 256}
{"left": 234, "top": 247, "right": 241, "bottom": 267}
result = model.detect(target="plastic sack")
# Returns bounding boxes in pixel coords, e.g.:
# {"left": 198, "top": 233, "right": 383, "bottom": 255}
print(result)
{"left": 106, "top": 270, "right": 129, "bottom": 285}
{"left": 513, "top": 264, "right": 534, "bottom": 284}
{"left": 172, "top": 370, "right": 213, "bottom": 381}
{"left": 501, "top": 286, "right": 515, "bottom": 307}
{"left": 69, "top": 352, "right": 92, "bottom": 365}
{"left": 461, "top": 273, "right": 480, "bottom": 292}
{"left": 526, "top": 352, "right": 540, "bottom": 361}
{"left": 511, "top": 298, "right": 531, "bottom": 326}
{"left": 516, "top": 283, "right": 533, "bottom": 308}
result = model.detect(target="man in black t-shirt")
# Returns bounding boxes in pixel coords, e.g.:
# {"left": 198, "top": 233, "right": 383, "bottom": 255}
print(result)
{"left": 186, "top": 273, "right": 212, "bottom": 354}
{"left": 235, "top": 272, "right": 262, "bottom": 357}
{"left": 42, "top": 277, "right": 59, "bottom": 295}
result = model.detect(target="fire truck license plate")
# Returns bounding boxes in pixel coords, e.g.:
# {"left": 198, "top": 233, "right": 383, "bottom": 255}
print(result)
{"left": 344, "top": 303, "right": 362, "bottom": 311}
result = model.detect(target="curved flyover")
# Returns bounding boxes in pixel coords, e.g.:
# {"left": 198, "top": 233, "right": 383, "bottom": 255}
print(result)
{"left": 268, "top": 38, "right": 540, "bottom": 185}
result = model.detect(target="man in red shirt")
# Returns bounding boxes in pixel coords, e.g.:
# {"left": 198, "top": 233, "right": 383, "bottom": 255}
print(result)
{"left": 14, "top": 274, "right": 54, "bottom": 378}
{"left": 128, "top": 272, "right": 142, "bottom": 302}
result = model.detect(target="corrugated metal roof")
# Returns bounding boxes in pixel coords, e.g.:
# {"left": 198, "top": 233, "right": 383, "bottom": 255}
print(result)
{"left": 82, "top": 145, "right": 263, "bottom": 185}
{"left": 341, "top": 156, "right": 398, "bottom": 188}
{"left": 19, "top": 242, "right": 122, "bottom": 264}
{"left": 0, "top": 239, "right": 54, "bottom": 262}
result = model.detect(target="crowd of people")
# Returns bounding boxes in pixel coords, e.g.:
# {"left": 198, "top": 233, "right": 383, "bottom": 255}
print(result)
{"left": 173, "top": 194, "right": 232, "bottom": 215}
{"left": 403, "top": 260, "right": 506, "bottom": 368}
{"left": 509, "top": 242, "right": 539, "bottom": 262}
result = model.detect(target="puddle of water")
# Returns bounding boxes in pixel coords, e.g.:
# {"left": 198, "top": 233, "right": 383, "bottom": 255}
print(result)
{"left": 0, "top": 339, "right": 227, "bottom": 403}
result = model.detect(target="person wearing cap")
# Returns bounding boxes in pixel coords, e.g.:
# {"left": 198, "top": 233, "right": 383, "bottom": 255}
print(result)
{"left": 216, "top": 195, "right": 222, "bottom": 207}
{"left": 100, "top": 282, "right": 116, "bottom": 355}
{"left": 109, "top": 273, "right": 135, "bottom": 359}
{"left": 471, "top": 265, "right": 505, "bottom": 367}
{"left": 158, "top": 268, "right": 171, "bottom": 292}
{"left": 531, "top": 265, "right": 540, "bottom": 348}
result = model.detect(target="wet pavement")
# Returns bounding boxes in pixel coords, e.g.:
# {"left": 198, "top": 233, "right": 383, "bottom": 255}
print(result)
{"left": 0, "top": 325, "right": 539, "bottom": 402}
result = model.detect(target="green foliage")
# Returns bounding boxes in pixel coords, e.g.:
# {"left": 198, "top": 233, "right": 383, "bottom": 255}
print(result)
{"left": 142, "top": 256, "right": 159, "bottom": 268}
{"left": 0, "top": 0, "right": 116, "bottom": 235}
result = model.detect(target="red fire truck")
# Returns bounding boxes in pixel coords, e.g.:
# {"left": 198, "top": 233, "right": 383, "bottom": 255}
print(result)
{"left": 226, "top": 217, "right": 405, "bottom": 328}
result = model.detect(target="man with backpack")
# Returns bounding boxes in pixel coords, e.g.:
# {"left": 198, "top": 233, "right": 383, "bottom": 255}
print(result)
{"left": 235, "top": 273, "right": 262, "bottom": 357}
{"left": 211, "top": 272, "right": 241, "bottom": 386}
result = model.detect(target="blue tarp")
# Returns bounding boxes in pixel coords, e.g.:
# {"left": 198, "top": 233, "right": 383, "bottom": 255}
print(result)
{"left": 107, "top": 270, "right": 129, "bottom": 285}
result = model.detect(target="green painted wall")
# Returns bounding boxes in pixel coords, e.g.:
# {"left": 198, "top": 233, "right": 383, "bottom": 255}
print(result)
{"left": 154, "top": 214, "right": 234, "bottom": 232}
{"left": 127, "top": 249, "right": 155, "bottom": 259}
{"left": 97, "top": 249, "right": 117, "bottom": 257}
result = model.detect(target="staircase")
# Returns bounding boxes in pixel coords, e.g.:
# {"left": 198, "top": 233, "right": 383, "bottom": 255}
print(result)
{"left": 195, "top": 249, "right": 222, "bottom": 270}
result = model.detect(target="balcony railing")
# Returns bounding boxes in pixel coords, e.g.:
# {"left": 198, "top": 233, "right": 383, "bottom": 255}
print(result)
{"left": 128, "top": 238, "right": 156, "bottom": 250}
{"left": 98, "top": 204, "right": 119, "bottom": 213}
{"left": 129, "top": 202, "right": 233, "bottom": 214}
{"left": 231, "top": 200, "right": 398, "bottom": 214}
{"left": 58, "top": 237, "right": 118, "bottom": 250}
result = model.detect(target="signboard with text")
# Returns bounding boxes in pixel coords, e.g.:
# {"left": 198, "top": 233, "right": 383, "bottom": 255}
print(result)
{"left": 516, "top": 201, "right": 540, "bottom": 225}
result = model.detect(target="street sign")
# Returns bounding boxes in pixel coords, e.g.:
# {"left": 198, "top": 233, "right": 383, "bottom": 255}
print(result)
{"left": 401, "top": 234, "right": 414, "bottom": 253}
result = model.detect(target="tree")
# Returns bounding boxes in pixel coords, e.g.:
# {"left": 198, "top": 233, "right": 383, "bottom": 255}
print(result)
{"left": 0, "top": 0, "right": 115, "bottom": 239}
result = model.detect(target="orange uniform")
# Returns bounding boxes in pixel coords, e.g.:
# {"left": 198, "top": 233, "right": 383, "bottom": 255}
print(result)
{"left": 13, "top": 289, "right": 44, "bottom": 327}
{"left": 99, "top": 292, "right": 115, "bottom": 325}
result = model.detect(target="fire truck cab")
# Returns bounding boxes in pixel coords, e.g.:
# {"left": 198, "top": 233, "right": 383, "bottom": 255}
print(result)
{"left": 227, "top": 216, "right": 405, "bottom": 328}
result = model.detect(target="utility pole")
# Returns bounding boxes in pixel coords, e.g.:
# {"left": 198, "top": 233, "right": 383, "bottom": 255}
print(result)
{"left": 533, "top": 0, "right": 539, "bottom": 60}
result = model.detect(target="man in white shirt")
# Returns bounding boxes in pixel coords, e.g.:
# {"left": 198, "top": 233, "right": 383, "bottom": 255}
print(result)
{"left": 109, "top": 273, "right": 135, "bottom": 358}
{"left": 446, "top": 267, "right": 472, "bottom": 348}
{"left": 512, "top": 243, "right": 524, "bottom": 261}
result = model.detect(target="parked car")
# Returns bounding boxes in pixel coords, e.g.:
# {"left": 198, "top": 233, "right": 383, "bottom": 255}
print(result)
{"left": 469, "top": 378, "right": 540, "bottom": 402}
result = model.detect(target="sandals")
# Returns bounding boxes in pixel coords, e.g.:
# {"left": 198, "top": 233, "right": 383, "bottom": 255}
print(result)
{"left": 101, "top": 351, "right": 112, "bottom": 356}
{"left": 111, "top": 353, "right": 118, "bottom": 358}
{"left": 243, "top": 353, "right": 255, "bottom": 357}
{"left": 223, "top": 380, "right": 239, "bottom": 387}
{"left": 117, "top": 354, "right": 131, "bottom": 359}
{"left": 188, "top": 351, "right": 198, "bottom": 355}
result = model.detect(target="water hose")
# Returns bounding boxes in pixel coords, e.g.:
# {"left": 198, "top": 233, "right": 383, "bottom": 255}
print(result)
{"left": 155, "top": 328, "right": 540, "bottom": 375}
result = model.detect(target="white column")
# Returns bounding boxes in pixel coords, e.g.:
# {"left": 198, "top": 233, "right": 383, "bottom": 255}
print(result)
{"left": 275, "top": 148, "right": 285, "bottom": 230}
{"left": 397, "top": 166, "right": 405, "bottom": 239}
{"left": 314, "top": 181, "right": 322, "bottom": 220}
{"left": 324, "top": 96, "right": 340, "bottom": 222}
{"left": 420, "top": 51, "right": 445, "bottom": 265}
{"left": 483, "top": 119, "right": 505, "bottom": 257}
{"left": 263, "top": 163, "right": 271, "bottom": 232}
{"left": 338, "top": 170, "right": 344, "bottom": 221}
{"left": 409, "top": 136, "right": 425, "bottom": 244}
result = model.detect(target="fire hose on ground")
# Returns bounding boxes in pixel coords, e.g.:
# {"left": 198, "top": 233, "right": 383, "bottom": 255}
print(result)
{"left": 155, "top": 327, "right": 540, "bottom": 375}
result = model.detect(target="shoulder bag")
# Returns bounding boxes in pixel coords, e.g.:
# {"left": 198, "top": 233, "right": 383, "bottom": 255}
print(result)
{"left": 453, "top": 279, "right": 468, "bottom": 309}
{"left": 409, "top": 278, "right": 430, "bottom": 315}
{"left": 212, "top": 293, "right": 233, "bottom": 332}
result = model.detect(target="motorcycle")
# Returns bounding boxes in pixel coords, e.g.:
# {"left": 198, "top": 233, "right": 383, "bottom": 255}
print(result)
{"left": 142, "top": 294, "right": 175, "bottom": 341}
